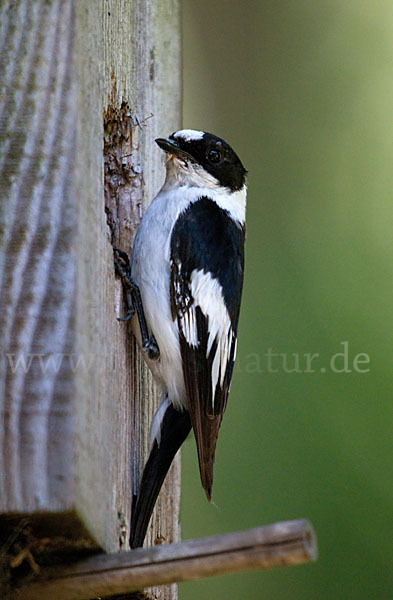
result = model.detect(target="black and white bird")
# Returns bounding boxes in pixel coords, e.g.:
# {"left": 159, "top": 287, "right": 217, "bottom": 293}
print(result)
{"left": 117, "top": 129, "right": 247, "bottom": 548}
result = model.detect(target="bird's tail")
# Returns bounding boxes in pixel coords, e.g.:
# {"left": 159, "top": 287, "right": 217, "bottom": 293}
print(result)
{"left": 189, "top": 411, "right": 223, "bottom": 501}
{"left": 130, "top": 403, "right": 191, "bottom": 549}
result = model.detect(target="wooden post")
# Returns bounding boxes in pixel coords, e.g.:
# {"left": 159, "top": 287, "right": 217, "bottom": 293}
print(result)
{"left": 0, "top": 1, "right": 181, "bottom": 598}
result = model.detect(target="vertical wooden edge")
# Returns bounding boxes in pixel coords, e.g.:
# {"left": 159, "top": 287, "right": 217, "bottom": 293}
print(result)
{"left": 73, "top": 0, "right": 182, "bottom": 574}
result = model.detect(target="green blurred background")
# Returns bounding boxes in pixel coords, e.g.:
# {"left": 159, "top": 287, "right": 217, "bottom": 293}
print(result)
{"left": 179, "top": 1, "right": 393, "bottom": 598}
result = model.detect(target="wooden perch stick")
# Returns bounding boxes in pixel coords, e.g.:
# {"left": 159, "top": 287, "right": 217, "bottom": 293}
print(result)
{"left": 12, "top": 519, "right": 317, "bottom": 600}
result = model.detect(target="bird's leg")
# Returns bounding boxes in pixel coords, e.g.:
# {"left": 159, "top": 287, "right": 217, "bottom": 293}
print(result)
{"left": 131, "top": 283, "right": 160, "bottom": 360}
{"left": 114, "top": 249, "right": 160, "bottom": 360}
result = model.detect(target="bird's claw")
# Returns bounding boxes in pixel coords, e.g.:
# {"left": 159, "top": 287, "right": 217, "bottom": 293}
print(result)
{"left": 143, "top": 336, "right": 160, "bottom": 360}
{"left": 114, "top": 248, "right": 131, "bottom": 280}
{"left": 117, "top": 311, "right": 134, "bottom": 322}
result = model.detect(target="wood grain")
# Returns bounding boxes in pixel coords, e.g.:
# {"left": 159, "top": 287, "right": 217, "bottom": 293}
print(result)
{"left": 10, "top": 520, "right": 318, "bottom": 600}
{"left": 0, "top": 0, "right": 77, "bottom": 514}
{"left": 0, "top": 2, "right": 181, "bottom": 598}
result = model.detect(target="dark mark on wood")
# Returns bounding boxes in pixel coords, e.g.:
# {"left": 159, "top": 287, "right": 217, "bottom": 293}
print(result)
{"left": 103, "top": 92, "right": 144, "bottom": 251}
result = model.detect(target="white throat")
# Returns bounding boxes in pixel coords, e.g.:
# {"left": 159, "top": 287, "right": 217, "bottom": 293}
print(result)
{"left": 161, "top": 157, "right": 247, "bottom": 225}
{"left": 163, "top": 155, "right": 221, "bottom": 189}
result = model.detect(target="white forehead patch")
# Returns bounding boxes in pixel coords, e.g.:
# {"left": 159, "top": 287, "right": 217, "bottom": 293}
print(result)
{"left": 173, "top": 129, "right": 204, "bottom": 142}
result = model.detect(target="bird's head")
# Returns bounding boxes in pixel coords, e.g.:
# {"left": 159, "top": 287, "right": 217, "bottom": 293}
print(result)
{"left": 156, "top": 129, "right": 247, "bottom": 192}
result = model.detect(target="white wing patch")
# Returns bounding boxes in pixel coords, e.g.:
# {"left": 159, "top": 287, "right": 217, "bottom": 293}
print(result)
{"left": 190, "top": 269, "right": 231, "bottom": 358}
{"left": 181, "top": 306, "right": 198, "bottom": 347}
{"left": 179, "top": 269, "right": 234, "bottom": 407}
{"left": 172, "top": 261, "right": 199, "bottom": 348}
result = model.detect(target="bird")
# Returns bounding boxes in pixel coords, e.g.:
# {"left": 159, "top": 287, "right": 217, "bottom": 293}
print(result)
{"left": 115, "top": 129, "right": 247, "bottom": 548}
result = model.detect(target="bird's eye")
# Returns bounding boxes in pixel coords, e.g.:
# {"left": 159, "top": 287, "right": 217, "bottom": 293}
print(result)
{"left": 207, "top": 148, "right": 222, "bottom": 163}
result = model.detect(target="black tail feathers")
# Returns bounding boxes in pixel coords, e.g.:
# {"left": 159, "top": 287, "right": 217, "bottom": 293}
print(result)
{"left": 130, "top": 404, "right": 191, "bottom": 549}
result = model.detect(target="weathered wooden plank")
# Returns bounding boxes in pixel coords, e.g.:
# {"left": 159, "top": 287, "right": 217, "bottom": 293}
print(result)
{"left": 0, "top": 3, "right": 181, "bottom": 599}
{"left": 0, "top": 0, "right": 77, "bottom": 514}
{"left": 10, "top": 520, "right": 318, "bottom": 600}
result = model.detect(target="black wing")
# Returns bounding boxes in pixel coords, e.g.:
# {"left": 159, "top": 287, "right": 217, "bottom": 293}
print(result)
{"left": 170, "top": 197, "right": 245, "bottom": 498}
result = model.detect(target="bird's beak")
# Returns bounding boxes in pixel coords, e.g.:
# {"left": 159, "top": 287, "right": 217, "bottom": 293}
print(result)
{"left": 155, "top": 137, "right": 181, "bottom": 154}
{"left": 155, "top": 137, "right": 194, "bottom": 161}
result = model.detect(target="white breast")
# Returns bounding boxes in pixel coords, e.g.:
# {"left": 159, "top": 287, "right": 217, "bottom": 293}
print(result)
{"left": 131, "top": 186, "right": 192, "bottom": 408}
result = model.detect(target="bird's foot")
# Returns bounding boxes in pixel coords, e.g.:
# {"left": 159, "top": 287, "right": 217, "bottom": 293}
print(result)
{"left": 143, "top": 336, "right": 160, "bottom": 360}
{"left": 114, "top": 248, "right": 131, "bottom": 283}
{"left": 113, "top": 248, "right": 160, "bottom": 361}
